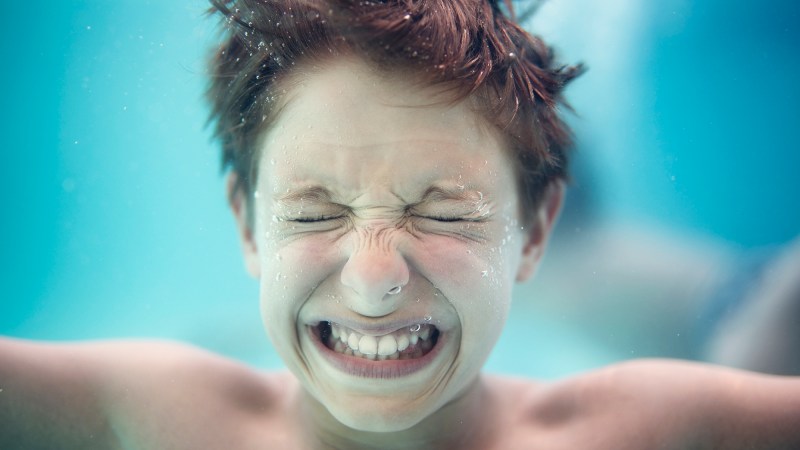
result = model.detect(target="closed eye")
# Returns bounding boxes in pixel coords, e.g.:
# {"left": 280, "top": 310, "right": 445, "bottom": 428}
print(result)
{"left": 422, "top": 215, "right": 464, "bottom": 222}
{"left": 418, "top": 215, "right": 486, "bottom": 223}
{"left": 288, "top": 215, "right": 345, "bottom": 223}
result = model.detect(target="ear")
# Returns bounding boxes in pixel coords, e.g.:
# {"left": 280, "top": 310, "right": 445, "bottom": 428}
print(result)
{"left": 516, "top": 181, "right": 564, "bottom": 282}
{"left": 227, "top": 173, "right": 261, "bottom": 278}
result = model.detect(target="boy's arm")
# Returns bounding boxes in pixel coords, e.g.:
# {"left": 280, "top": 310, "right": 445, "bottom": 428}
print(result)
{"left": 0, "top": 337, "right": 117, "bottom": 449}
{"left": 601, "top": 359, "right": 800, "bottom": 449}
{"left": 711, "top": 369, "right": 800, "bottom": 449}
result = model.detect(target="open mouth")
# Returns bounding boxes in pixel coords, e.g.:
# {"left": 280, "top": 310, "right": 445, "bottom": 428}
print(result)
{"left": 314, "top": 321, "right": 440, "bottom": 361}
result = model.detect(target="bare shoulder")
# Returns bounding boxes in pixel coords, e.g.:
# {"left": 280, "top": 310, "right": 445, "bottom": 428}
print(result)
{"left": 88, "top": 340, "right": 296, "bottom": 448}
{"left": 484, "top": 361, "right": 800, "bottom": 450}
{"left": 0, "top": 338, "right": 294, "bottom": 449}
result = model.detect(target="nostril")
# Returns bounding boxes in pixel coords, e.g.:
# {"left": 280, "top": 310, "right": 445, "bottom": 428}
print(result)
{"left": 387, "top": 286, "right": 402, "bottom": 295}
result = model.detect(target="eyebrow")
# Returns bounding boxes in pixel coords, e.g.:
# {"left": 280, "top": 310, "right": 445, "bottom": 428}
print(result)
{"left": 276, "top": 186, "right": 335, "bottom": 204}
{"left": 418, "top": 185, "right": 480, "bottom": 203}
{"left": 275, "top": 184, "right": 481, "bottom": 206}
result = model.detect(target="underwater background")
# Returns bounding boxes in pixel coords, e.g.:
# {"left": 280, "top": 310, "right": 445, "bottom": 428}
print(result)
{"left": 1, "top": 0, "right": 798, "bottom": 378}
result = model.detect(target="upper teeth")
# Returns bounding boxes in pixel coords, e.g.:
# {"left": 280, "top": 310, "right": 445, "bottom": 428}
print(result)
{"left": 330, "top": 323, "right": 434, "bottom": 356}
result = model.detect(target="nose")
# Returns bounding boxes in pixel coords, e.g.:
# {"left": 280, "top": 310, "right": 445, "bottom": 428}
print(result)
{"left": 340, "top": 227, "right": 409, "bottom": 317}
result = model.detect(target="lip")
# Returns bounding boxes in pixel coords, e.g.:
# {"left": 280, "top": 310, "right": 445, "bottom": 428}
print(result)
{"left": 306, "top": 324, "right": 447, "bottom": 379}
{"left": 307, "top": 317, "right": 441, "bottom": 336}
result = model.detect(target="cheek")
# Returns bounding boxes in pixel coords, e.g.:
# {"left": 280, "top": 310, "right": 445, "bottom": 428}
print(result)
{"left": 419, "top": 219, "right": 522, "bottom": 292}
{"left": 257, "top": 230, "right": 343, "bottom": 309}
{"left": 417, "top": 236, "right": 516, "bottom": 327}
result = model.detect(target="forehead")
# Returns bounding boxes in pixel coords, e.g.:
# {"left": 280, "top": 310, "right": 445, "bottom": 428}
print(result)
{"left": 257, "top": 58, "right": 516, "bottom": 200}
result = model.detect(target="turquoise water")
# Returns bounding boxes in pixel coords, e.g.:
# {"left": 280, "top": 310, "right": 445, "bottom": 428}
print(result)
{"left": 1, "top": 1, "right": 798, "bottom": 378}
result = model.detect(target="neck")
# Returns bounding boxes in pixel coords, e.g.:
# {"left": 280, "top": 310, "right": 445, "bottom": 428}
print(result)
{"left": 296, "top": 376, "right": 493, "bottom": 450}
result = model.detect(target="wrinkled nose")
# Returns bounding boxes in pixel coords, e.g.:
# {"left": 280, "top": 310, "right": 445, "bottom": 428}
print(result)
{"left": 340, "top": 229, "right": 409, "bottom": 317}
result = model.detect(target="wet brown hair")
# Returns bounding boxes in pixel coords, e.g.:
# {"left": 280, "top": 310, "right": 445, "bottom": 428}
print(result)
{"left": 206, "top": 0, "right": 583, "bottom": 224}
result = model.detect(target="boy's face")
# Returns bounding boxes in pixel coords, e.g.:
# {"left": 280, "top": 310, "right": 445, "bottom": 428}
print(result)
{"left": 231, "top": 58, "right": 560, "bottom": 431}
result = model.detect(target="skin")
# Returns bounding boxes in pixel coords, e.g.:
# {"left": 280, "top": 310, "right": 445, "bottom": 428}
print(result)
{"left": 1, "top": 58, "right": 799, "bottom": 449}
{"left": 234, "top": 58, "right": 556, "bottom": 435}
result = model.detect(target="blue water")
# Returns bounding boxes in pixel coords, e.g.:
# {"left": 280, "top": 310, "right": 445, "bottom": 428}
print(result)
{"left": 1, "top": 0, "right": 798, "bottom": 378}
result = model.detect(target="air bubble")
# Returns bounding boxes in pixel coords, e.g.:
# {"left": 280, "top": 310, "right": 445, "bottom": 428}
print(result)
{"left": 410, "top": 324, "right": 421, "bottom": 332}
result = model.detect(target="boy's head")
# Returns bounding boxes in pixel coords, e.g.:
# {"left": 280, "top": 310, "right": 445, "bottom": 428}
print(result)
{"left": 207, "top": 0, "right": 581, "bottom": 226}
{"left": 206, "top": 0, "right": 579, "bottom": 433}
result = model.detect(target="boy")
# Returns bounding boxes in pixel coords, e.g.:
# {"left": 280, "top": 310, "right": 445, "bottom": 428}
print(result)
{"left": 2, "top": 1, "right": 799, "bottom": 448}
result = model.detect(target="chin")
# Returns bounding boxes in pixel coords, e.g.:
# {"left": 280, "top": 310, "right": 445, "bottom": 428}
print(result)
{"left": 327, "top": 402, "right": 430, "bottom": 433}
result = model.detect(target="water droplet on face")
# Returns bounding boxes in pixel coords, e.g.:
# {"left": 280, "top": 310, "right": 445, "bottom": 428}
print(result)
{"left": 424, "top": 315, "right": 432, "bottom": 322}
{"left": 410, "top": 324, "right": 421, "bottom": 332}
{"left": 270, "top": 158, "right": 276, "bottom": 165}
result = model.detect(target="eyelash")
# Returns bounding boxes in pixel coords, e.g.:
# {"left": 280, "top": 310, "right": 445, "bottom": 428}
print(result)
{"left": 422, "top": 215, "right": 465, "bottom": 223}
{"left": 287, "top": 214, "right": 482, "bottom": 224}
{"left": 290, "top": 215, "right": 343, "bottom": 223}
{"left": 422, "top": 214, "right": 491, "bottom": 224}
